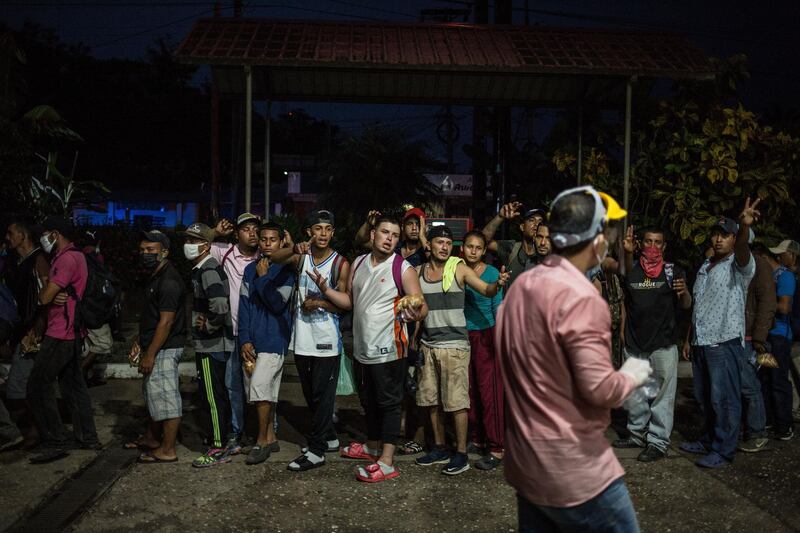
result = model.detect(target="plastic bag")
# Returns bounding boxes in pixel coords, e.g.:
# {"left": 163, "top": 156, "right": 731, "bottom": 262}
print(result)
{"left": 336, "top": 348, "right": 357, "bottom": 396}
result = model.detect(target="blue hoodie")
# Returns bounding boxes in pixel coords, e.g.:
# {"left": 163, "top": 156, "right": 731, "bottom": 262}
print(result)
{"left": 238, "top": 260, "right": 295, "bottom": 354}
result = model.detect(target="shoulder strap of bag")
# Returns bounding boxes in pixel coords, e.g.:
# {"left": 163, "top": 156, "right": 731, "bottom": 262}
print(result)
{"left": 221, "top": 244, "right": 236, "bottom": 267}
{"left": 392, "top": 254, "right": 405, "bottom": 296}
{"left": 508, "top": 241, "right": 523, "bottom": 271}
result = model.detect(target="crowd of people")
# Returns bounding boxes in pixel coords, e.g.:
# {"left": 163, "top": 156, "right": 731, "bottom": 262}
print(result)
{"left": 1, "top": 185, "right": 799, "bottom": 531}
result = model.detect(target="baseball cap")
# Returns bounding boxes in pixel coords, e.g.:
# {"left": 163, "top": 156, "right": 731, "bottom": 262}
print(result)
{"left": 236, "top": 212, "right": 261, "bottom": 228}
{"left": 305, "top": 209, "right": 335, "bottom": 228}
{"left": 40, "top": 216, "right": 75, "bottom": 237}
{"left": 428, "top": 225, "right": 454, "bottom": 241}
{"left": 769, "top": 239, "right": 800, "bottom": 255}
{"left": 711, "top": 217, "right": 738, "bottom": 235}
{"left": 548, "top": 186, "right": 627, "bottom": 249}
{"left": 522, "top": 208, "right": 547, "bottom": 221}
{"left": 140, "top": 229, "right": 171, "bottom": 249}
{"left": 182, "top": 222, "right": 215, "bottom": 243}
{"left": 403, "top": 207, "right": 426, "bottom": 221}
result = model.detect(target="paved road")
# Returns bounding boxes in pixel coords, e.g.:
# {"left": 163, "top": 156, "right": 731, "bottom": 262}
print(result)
{"left": 2, "top": 359, "right": 799, "bottom": 532}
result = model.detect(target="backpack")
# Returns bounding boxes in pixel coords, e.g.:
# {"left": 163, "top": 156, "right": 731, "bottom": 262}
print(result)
{"left": 352, "top": 253, "right": 405, "bottom": 296}
{"left": 66, "top": 250, "right": 121, "bottom": 330}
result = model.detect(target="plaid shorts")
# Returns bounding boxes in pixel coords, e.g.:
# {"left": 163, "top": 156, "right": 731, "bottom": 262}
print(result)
{"left": 143, "top": 348, "right": 184, "bottom": 421}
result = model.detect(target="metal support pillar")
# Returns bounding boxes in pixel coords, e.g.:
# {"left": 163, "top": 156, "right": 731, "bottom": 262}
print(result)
{"left": 264, "top": 100, "right": 271, "bottom": 220}
{"left": 577, "top": 105, "right": 583, "bottom": 185}
{"left": 623, "top": 78, "right": 633, "bottom": 218}
{"left": 244, "top": 65, "right": 253, "bottom": 212}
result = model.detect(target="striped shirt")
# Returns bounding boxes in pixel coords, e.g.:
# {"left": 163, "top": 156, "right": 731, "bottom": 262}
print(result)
{"left": 190, "top": 255, "right": 234, "bottom": 353}
{"left": 419, "top": 263, "right": 469, "bottom": 349}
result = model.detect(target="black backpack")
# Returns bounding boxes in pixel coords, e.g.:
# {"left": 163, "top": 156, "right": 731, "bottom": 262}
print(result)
{"left": 66, "top": 251, "right": 121, "bottom": 330}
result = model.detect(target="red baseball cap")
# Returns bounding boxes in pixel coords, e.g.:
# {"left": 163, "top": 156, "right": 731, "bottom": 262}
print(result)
{"left": 403, "top": 207, "right": 426, "bottom": 221}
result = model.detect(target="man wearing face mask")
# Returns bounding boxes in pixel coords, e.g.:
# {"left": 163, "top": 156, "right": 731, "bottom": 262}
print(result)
{"left": 680, "top": 198, "right": 760, "bottom": 469}
{"left": 182, "top": 223, "right": 235, "bottom": 468}
{"left": 210, "top": 213, "right": 261, "bottom": 453}
{"left": 497, "top": 186, "right": 651, "bottom": 532}
{"left": 613, "top": 226, "right": 691, "bottom": 462}
{"left": 27, "top": 216, "right": 100, "bottom": 463}
{"left": 130, "top": 230, "right": 187, "bottom": 464}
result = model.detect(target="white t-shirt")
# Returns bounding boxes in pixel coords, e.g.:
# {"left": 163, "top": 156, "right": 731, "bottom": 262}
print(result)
{"left": 352, "top": 253, "right": 412, "bottom": 365}
{"left": 289, "top": 252, "right": 343, "bottom": 357}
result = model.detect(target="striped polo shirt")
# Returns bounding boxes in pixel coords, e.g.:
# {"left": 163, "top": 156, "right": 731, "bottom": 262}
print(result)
{"left": 419, "top": 264, "right": 470, "bottom": 350}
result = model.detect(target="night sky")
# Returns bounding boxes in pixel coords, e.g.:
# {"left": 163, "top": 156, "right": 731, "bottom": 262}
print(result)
{"left": 2, "top": 0, "right": 799, "bottom": 170}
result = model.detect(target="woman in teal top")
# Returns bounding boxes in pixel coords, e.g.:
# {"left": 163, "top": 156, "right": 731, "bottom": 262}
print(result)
{"left": 461, "top": 231, "right": 504, "bottom": 471}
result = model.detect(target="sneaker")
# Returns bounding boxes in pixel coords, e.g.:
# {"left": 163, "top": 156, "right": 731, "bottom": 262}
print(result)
{"left": 442, "top": 452, "right": 470, "bottom": 476}
{"left": 475, "top": 454, "right": 502, "bottom": 471}
{"left": 466, "top": 442, "right": 484, "bottom": 455}
{"left": 245, "top": 442, "right": 280, "bottom": 465}
{"left": 225, "top": 437, "right": 243, "bottom": 456}
{"left": 772, "top": 427, "right": 794, "bottom": 441}
{"left": 415, "top": 447, "right": 450, "bottom": 466}
{"left": 738, "top": 437, "right": 769, "bottom": 453}
{"left": 612, "top": 437, "right": 645, "bottom": 449}
{"left": 0, "top": 435, "right": 24, "bottom": 452}
{"left": 637, "top": 445, "right": 666, "bottom": 462}
{"left": 192, "top": 448, "right": 231, "bottom": 468}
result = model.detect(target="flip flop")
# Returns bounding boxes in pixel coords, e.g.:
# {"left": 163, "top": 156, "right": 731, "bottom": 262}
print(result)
{"left": 137, "top": 452, "right": 178, "bottom": 464}
{"left": 397, "top": 440, "right": 423, "bottom": 455}
{"left": 123, "top": 436, "right": 158, "bottom": 450}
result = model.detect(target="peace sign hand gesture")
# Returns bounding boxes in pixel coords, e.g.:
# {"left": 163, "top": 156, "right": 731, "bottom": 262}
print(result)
{"left": 739, "top": 197, "right": 762, "bottom": 227}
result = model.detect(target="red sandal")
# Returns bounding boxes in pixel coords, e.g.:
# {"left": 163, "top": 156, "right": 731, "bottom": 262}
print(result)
{"left": 356, "top": 462, "right": 399, "bottom": 483}
{"left": 340, "top": 442, "right": 378, "bottom": 461}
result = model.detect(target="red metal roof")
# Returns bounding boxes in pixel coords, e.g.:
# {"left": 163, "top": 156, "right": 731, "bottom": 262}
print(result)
{"left": 176, "top": 19, "right": 713, "bottom": 79}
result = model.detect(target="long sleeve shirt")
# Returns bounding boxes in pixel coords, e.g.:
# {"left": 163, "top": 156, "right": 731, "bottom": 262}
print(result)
{"left": 745, "top": 255, "right": 776, "bottom": 344}
{"left": 190, "top": 255, "right": 234, "bottom": 353}
{"left": 496, "top": 254, "right": 635, "bottom": 508}
{"left": 238, "top": 260, "right": 295, "bottom": 355}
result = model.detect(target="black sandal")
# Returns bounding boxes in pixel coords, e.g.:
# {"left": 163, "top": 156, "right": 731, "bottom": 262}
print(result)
{"left": 398, "top": 440, "right": 423, "bottom": 455}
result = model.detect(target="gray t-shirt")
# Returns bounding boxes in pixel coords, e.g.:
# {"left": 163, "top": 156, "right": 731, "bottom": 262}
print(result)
{"left": 497, "top": 240, "right": 537, "bottom": 287}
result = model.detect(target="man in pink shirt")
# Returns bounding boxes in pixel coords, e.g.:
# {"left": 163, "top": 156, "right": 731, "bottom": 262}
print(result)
{"left": 209, "top": 212, "right": 260, "bottom": 450}
{"left": 28, "top": 216, "right": 100, "bottom": 463}
{"left": 496, "top": 187, "right": 652, "bottom": 532}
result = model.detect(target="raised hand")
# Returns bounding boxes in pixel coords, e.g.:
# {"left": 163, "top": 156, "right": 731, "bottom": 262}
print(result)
{"left": 294, "top": 240, "right": 312, "bottom": 255}
{"left": 496, "top": 266, "right": 511, "bottom": 287}
{"left": 367, "top": 210, "right": 382, "bottom": 226}
{"left": 499, "top": 202, "right": 523, "bottom": 220}
{"left": 623, "top": 224, "right": 635, "bottom": 254}
{"left": 673, "top": 278, "right": 688, "bottom": 298}
{"left": 256, "top": 257, "right": 270, "bottom": 277}
{"left": 215, "top": 219, "right": 234, "bottom": 237}
{"left": 739, "top": 196, "right": 762, "bottom": 227}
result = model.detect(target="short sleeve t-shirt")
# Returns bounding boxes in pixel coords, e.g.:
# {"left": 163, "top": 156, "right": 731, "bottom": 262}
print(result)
{"left": 140, "top": 262, "right": 187, "bottom": 352}
{"left": 464, "top": 265, "right": 503, "bottom": 331}
{"left": 770, "top": 266, "right": 795, "bottom": 340}
{"left": 47, "top": 246, "right": 88, "bottom": 340}
{"left": 623, "top": 262, "right": 685, "bottom": 354}
{"left": 395, "top": 242, "right": 427, "bottom": 267}
{"left": 497, "top": 240, "right": 536, "bottom": 287}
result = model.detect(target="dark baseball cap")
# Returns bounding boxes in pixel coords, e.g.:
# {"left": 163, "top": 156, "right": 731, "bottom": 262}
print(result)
{"left": 711, "top": 216, "right": 738, "bottom": 235}
{"left": 39, "top": 216, "right": 75, "bottom": 237}
{"left": 306, "top": 209, "right": 335, "bottom": 228}
{"left": 140, "top": 229, "right": 170, "bottom": 249}
{"left": 523, "top": 208, "right": 547, "bottom": 221}
{"left": 428, "top": 225, "right": 454, "bottom": 241}
{"left": 182, "top": 222, "right": 215, "bottom": 242}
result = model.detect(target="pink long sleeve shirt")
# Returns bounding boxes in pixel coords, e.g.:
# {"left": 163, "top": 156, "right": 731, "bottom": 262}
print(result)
{"left": 496, "top": 254, "right": 636, "bottom": 508}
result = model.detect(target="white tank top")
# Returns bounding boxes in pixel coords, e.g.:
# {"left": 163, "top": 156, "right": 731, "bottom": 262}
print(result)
{"left": 289, "top": 252, "right": 342, "bottom": 357}
{"left": 352, "top": 253, "right": 412, "bottom": 365}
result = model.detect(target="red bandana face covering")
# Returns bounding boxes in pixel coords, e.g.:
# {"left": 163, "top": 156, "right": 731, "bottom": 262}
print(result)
{"left": 639, "top": 245, "right": 664, "bottom": 279}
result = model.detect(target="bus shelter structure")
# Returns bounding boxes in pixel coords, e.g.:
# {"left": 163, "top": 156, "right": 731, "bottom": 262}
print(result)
{"left": 175, "top": 18, "right": 715, "bottom": 216}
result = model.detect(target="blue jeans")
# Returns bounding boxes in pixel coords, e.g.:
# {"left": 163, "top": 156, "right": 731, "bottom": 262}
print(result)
{"left": 739, "top": 341, "right": 766, "bottom": 439}
{"left": 623, "top": 345, "right": 678, "bottom": 452}
{"left": 692, "top": 339, "right": 743, "bottom": 460}
{"left": 225, "top": 344, "right": 245, "bottom": 438}
{"left": 760, "top": 335, "right": 794, "bottom": 432}
{"left": 518, "top": 478, "right": 640, "bottom": 533}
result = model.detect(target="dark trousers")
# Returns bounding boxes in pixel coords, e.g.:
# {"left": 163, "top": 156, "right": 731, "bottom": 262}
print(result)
{"left": 295, "top": 353, "right": 340, "bottom": 456}
{"left": 468, "top": 328, "right": 505, "bottom": 452}
{"left": 761, "top": 335, "right": 794, "bottom": 432}
{"left": 196, "top": 352, "right": 232, "bottom": 448}
{"left": 27, "top": 336, "right": 98, "bottom": 445}
{"left": 0, "top": 399, "right": 22, "bottom": 442}
{"left": 355, "top": 358, "right": 404, "bottom": 446}
{"left": 692, "top": 339, "right": 742, "bottom": 460}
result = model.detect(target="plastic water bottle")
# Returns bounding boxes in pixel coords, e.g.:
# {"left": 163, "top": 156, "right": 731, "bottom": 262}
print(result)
{"left": 623, "top": 376, "right": 660, "bottom": 411}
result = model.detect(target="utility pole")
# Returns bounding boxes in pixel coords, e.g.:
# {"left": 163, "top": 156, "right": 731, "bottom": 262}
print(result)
{"left": 495, "top": 0, "right": 512, "bottom": 233}
{"left": 471, "top": 0, "right": 489, "bottom": 227}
